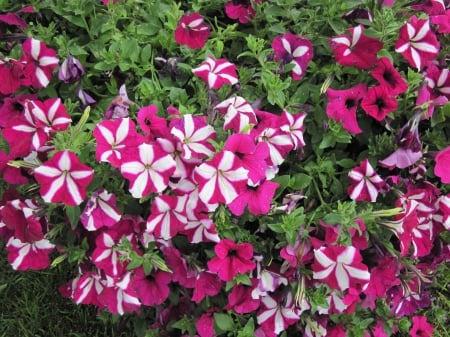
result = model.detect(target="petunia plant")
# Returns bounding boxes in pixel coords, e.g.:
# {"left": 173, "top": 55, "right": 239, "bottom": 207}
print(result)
{"left": 0, "top": 0, "right": 450, "bottom": 337}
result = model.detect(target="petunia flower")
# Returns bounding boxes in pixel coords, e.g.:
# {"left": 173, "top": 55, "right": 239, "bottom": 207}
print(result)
{"left": 71, "top": 271, "right": 105, "bottom": 307}
{"left": 224, "top": 0, "right": 261, "bottom": 23}
{"left": 434, "top": 145, "right": 450, "bottom": 184}
{"left": 98, "top": 272, "right": 141, "bottom": 315}
{"left": 93, "top": 117, "right": 143, "bottom": 168}
{"left": 228, "top": 180, "right": 279, "bottom": 216}
{"left": 370, "top": 57, "right": 408, "bottom": 96}
{"left": 137, "top": 104, "right": 169, "bottom": 140}
{"left": 194, "top": 150, "right": 249, "bottom": 205}
{"left": 325, "top": 84, "right": 367, "bottom": 134}
{"left": 312, "top": 245, "right": 370, "bottom": 291}
{"left": 226, "top": 279, "right": 261, "bottom": 314}
{"left": 329, "top": 25, "right": 383, "bottom": 69}
{"left": 192, "top": 57, "right": 238, "bottom": 90}
{"left": 348, "top": 159, "right": 385, "bottom": 202}
{"left": 257, "top": 291, "right": 301, "bottom": 336}
{"left": 146, "top": 195, "right": 187, "bottom": 240}
{"left": 170, "top": 114, "right": 216, "bottom": 160}
{"left": 120, "top": 143, "right": 176, "bottom": 198}
{"left": 3, "top": 98, "right": 71, "bottom": 157}
{"left": 20, "top": 38, "right": 59, "bottom": 88}
{"left": 34, "top": 150, "right": 94, "bottom": 206}
{"left": 411, "top": 0, "right": 446, "bottom": 15}
{"left": 6, "top": 236, "right": 55, "bottom": 270}
{"left": 104, "top": 84, "right": 132, "bottom": 120}
{"left": 132, "top": 267, "right": 172, "bottom": 306}
{"left": 279, "top": 109, "right": 306, "bottom": 150}
{"left": 214, "top": 96, "right": 257, "bottom": 133}
{"left": 361, "top": 86, "right": 398, "bottom": 121}
{"left": 207, "top": 238, "right": 256, "bottom": 281}
{"left": 410, "top": 316, "right": 433, "bottom": 337}
{"left": 271, "top": 33, "right": 314, "bottom": 81}
{"left": 380, "top": 113, "right": 423, "bottom": 169}
{"left": 424, "top": 62, "right": 450, "bottom": 101}
{"left": 223, "top": 133, "right": 269, "bottom": 184}
{"left": 174, "top": 13, "right": 210, "bottom": 49}
{"left": 58, "top": 55, "right": 85, "bottom": 83}
{"left": 430, "top": 10, "right": 450, "bottom": 34}
{"left": 395, "top": 16, "right": 440, "bottom": 71}
{"left": 80, "top": 189, "right": 122, "bottom": 231}
{"left": 0, "top": 57, "right": 25, "bottom": 95}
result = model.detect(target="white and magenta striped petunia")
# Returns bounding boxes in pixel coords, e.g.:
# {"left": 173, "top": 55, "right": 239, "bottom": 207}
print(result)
{"left": 312, "top": 245, "right": 370, "bottom": 291}
{"left": 6, "top": 236, "right": 55, "bottom": 270}
{"left": 93, "top": 117, "right": 143, "bottom": 168}
{"left": 20, "top": 38, "right": 59, "bottom": 88}
{"left": 146, "top": 195, "right": 187, "bottom": 240}
{"left": 192, "top": 56, "right": 238, "bottom": 90}
{"left": 72, "top": 271, "right": 106, "bottom": 306}
{"left": 80, "top": 189, "right": 122, "bottom": 231}
{"left": 214, "top": 96, "right": 257, "bottom": 133}
{"left": 92, "top": 230, "right": 133, "bottom": 277}
{"left": 3, "top": 98, "right": 71, "bottom": 157}
{"left": 120, "top": 143, "right": 176, "bottom": 198}
{"left": 257, "top": 291, "right": 301, "bottom": 335}
{"left": 98, "top": 272, "right": 141, "bottom": 315}
{"left": 279, "top": 109, "right": 306, "bottom": 150}
{"left": 271, "top": 33, "right": 314, "bottom": 80}
{"left": 395, "top": 16, "right": 440, "bottom": 71}
{"left": 34, "top": 150, "right": 94, "bottom": 206}
{"left": 170, "top": 114, "right": 216, "bottom": 160}
{"left": 329, "top": 25, "right": 383, "bottom": 69}
{"left": 194, "top": 150, "right": 249, "bottom": 205}
{"left": 348, "top": 158, "right": 385, "bottom": 202}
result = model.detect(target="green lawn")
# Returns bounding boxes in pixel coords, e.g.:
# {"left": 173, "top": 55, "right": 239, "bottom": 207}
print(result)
{"left": 0, "top": 245, "right": 134, "bottom": 337}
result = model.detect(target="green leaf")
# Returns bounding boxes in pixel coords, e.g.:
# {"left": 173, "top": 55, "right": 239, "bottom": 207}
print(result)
{"left": 65, "top": 206, "right": 81, "bottom": 229}
{"left": 137, "top": 22, "right": 161, "bottom": 36}
{"left": 237, "top": 318, "right": 255, "bottom": 337}
{"left": 235, "top": 273, "right": 252, "bottom": 286}
{"left": 289, "top": 173, "right": 312, "bottom": 190}
{"left": 214, "top": 313, "right": 235, "bottom": 332}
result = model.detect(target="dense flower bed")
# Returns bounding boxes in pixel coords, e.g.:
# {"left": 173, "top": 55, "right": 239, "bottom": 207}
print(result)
{"left": 0, "top": 0, "right": 450, "bottom": 336}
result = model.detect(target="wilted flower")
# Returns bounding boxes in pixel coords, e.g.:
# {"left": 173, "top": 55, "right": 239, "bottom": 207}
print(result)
{"left": 58, "top": 56, "right": 85, "bottom": 83}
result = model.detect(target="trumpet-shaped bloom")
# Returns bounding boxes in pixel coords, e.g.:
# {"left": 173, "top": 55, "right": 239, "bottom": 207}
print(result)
{"left": 361, "top": 86, "right": 398, "bottom": 121}
{"left": 434, "top": 146, "right": 450, "bottom": 182}
{"left": 170, "top": 114, "right": 216, "bottom": 160}
{"left": 80, "top": 189, "right": 122, "bottom": 231}
{"left": 272, "top": 33, "right": 314, "bottom": 80}
{"left": 6, "top": 236, "right": 54, "bottom": 270}
{"left": 132, "top": 267, "right": 172, "bottom": 306}
{"left": 146, "top": 195, "right": 187, "bottom": 240}
{"left": 72, "top": 271, "right": 105, "bottom": 307}
{"left": 120, "top": 143, "right": 176, "bottom": 198}
{"left": 174, "top": 13, "right": 210, "bottom": 49}
{"left": 370, "top": 57, "right": 408, "bottom": 96}
{"left": 20, "top": 38, "right": 59, "bottom": 88}
{"left": 257, "top": 291, "right": 301, "bottom": 336}
{"left": 0, "top": 57, "right": 25, "bottom": 95}
{"left": 228, "top": 180, "right": 279, "bottom": 216}
{"left": 34, "top": 150, "right": 94, "bottom": 206}
{"left": 326, "top": 84, "right": 367, "bottom": 134}
{"left": 99, "top": 272, "right": 141, "bottom": 315}
{"left": 194, "top": 150, "right": 249, "bottom": 205}
{"left": 207, "top": 238, "right": 256, "bottom": 281}
{"left": 348, "top": 159, "right": 385, "bottom": 202}
{"left": 223, "top": 133, "right": 269, "bottom": 184}
{"left": 93, "top": 117, "right": 143, "bottom": 168}
{"left": 224, "top": 0, "right": 261, "bottom": 23}
{"left": 410, "top": 316, "right": 433, "bottom": 337}
{"left": 192, "top": 57, "right": 238, "bottom": 90}
{"left": 329, "top": 25, "right": 383, "bottom": 69}
{"left": 214, "top": 96, "right": 257, "bottom": 133}
{"left": 312, "top": 245, "right": 370, "bottom": 291}
{"left": 3, "top": 98, "right": 71, "bottom": 157}
{"left": 395, "top": 16, "right": 439, "bottom": 71}
{"left": 279, "top": 109, "right": 306, "bottom": 150}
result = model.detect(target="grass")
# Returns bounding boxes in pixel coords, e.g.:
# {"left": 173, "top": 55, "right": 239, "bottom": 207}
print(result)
{"left": 0, "top": 244, "right": 134, "bottom": 337}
